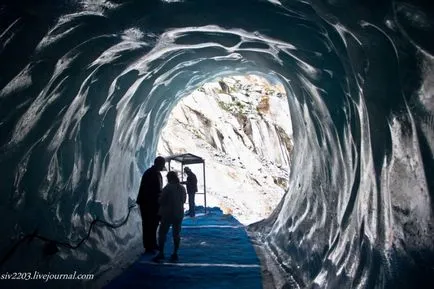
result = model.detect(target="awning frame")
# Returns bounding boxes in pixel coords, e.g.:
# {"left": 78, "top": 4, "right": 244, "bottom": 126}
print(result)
{"left": 165, "top": 153, "right": 207, "bottom": 214}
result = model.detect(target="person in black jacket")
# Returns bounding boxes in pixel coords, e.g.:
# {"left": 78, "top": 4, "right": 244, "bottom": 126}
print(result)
{"left": 136, "top": 156, "right": 166, "bottom": 253}
{"left": 181, "top": 167, "right": 198, "bottom": 217}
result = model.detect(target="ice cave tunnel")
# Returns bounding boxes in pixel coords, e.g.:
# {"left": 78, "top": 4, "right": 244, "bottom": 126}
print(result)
{"left": 0, "top": 0, "right": 433, "bottom": 288}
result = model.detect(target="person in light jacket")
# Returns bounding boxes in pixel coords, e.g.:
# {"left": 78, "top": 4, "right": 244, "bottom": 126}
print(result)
{"left": 153, "top": 171, "right": 186, "bottom": 262}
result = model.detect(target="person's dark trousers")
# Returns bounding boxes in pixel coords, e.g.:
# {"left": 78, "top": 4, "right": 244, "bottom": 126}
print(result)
{"left": 139, "top": 204, "right": 159, "bottom": 251}
{"left": 188, "top": 193, "right": 195, "bottom": 217}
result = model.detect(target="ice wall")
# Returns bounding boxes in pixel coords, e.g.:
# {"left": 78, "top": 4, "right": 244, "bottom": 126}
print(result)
{"left": 0, "top": 0, "right": 433, "bottom": 288}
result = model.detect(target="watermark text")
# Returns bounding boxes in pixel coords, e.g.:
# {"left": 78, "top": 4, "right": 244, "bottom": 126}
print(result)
{"left": 1, "top": 271, "right": 94, "bottom": 282}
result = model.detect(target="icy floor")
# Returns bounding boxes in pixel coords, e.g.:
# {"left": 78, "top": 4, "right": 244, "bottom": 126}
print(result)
{"left": 104, "top": 207, "right": 262, "bottom": 289}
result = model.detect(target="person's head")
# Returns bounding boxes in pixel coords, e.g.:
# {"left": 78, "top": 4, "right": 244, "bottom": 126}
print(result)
{"left": 184, "top": 167, "right": 191, "bottom": 174}
{"left": 166, "top": 171, "right": 180, "bottom": 184}
{"left": 154, "top": 156, "right": 166, "bottom": 171}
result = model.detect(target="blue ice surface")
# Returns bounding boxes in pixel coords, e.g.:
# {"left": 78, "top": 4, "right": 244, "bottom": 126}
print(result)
{"left": 104, "top": 207, "right": 262, "bottom": 289}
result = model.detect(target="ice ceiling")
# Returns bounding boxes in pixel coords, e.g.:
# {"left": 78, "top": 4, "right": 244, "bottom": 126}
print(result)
{"left": 0, "top": 0, "right": 433, "bottom": 288}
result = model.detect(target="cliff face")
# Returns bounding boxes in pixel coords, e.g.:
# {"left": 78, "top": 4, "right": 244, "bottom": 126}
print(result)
{"left": 157, "top": 75, "right": 293, "bottom": 224}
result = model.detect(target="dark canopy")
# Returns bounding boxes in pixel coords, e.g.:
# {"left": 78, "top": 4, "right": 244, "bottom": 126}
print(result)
{"left": 164, "top": 153, "right": 207, "bottom": 213}
{"left": 165, "top": 153, "right": 205, "bottom": 165}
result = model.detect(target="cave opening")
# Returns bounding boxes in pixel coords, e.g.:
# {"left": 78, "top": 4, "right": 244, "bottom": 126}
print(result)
{"left": 156, "top": 74, "right": 293, "bottom": 224}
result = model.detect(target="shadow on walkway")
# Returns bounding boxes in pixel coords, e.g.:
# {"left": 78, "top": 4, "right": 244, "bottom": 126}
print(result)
{"left": 104, "top": 207, "right": 262, "bottom": 289}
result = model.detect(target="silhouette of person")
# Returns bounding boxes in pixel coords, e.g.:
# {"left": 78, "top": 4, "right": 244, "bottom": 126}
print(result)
{"left": 182, "top": 167, "right": 197, "bottom": 217}
{"left": 136, "top": 156, "right": 166, "bottom": 253}
{"left": 153, "top": 171, "right": 186, "bottom": 262}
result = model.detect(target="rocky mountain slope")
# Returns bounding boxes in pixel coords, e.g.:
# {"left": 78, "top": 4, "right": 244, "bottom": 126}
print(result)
{"left": 157, "top": 75, "right": 293, "bottom": 224}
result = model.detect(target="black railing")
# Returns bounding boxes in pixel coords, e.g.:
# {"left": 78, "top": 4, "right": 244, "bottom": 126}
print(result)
{"left": 0, "top": 203, "right": 137, "bottom": 268}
